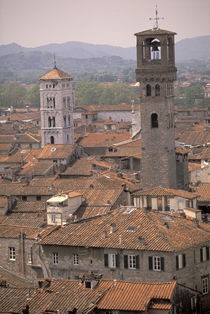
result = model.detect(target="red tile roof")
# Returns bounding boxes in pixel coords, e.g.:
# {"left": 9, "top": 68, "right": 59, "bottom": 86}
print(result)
{"left": 38, "top": 144, "right": 73, "bottom": 160}
{"left": 79, "top": 132, "right": 130, "bottom": 147}
{"left": 97, "top": 280, "right": 175, "bottom": 311}
{"left": 40, "top": 207, "right": 210, "bottom": 251}
{"left": 39, "top": 67, "right": 73, "bottom": 80}
{"left": 133, "top": 186, "right": 198, "bottom": 199}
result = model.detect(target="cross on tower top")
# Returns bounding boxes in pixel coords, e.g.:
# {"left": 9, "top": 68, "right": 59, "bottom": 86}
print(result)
{"left": 149, "top": 5, "right": 164, "bottom": 29}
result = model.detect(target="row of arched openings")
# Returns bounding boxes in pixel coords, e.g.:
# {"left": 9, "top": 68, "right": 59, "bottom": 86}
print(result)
{"left": 146, "top": 84, "right": 160, "bottom": 97}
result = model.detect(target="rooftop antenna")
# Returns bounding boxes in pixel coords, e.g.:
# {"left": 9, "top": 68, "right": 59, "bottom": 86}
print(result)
{"left": 53, "top": 54, "right": 57, "bottom": 68}
{"left": 149, "top": 5, "right": 164, "bottom": 29}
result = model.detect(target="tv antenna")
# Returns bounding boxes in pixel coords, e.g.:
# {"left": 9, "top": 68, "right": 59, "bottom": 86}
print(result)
{"left": 149, "top": 5, "right": 164, "bottom": 29}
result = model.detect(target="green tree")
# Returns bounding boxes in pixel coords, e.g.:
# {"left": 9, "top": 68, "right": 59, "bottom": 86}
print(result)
{"left": 26, "top": 84, "right": 40, "bottom": 106}
{"left": 0, "top": 83, "right": 26, "bottom": 108}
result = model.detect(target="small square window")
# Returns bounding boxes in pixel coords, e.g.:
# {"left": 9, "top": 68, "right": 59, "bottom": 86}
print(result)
{"left": 128, "top": 255, "right": 136, "bottom": 269}
{"left": 153, "top": 256, "right": 161, "bottom": 271}
{"left": 73, "top": 253, "right": 79, "bottom": 265}
{"left": 202, "top": 277, "right": 208, "bottom": 294}
{"left": 36, "top": 196, "right": 41, "bottom": 201}
{"left": 9, "top": 247, "right": 16, "bottom": 261}
{"left": 53, "top": 252, "right": 58, "bottom": 264}
{"left": 22, "top": 196, "right": 27, "bottom": 201}
{"left": 51, "top": 215, "right": 56, "bottom": 223}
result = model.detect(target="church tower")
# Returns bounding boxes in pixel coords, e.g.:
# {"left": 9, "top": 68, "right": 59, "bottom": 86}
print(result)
{"left": 135, "top": 19, "right": 177, "bottom": 188}
{"left": 39, "top": 64, "right": 74, "bottom": 147}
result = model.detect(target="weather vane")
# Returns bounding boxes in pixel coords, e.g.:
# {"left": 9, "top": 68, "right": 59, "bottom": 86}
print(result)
{"left": 149, "top": 5, "right": 164, "bottom": 29}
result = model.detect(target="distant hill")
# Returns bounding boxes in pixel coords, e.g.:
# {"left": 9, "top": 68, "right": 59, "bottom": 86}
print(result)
{"left": 175, "top": 35, "right": 210, "bottom": 62}
{"left": 0, "top": 35, "right": 209, "bottom": 83}
{"left": 0, "top": 35, "right": 210, "bottom": 61}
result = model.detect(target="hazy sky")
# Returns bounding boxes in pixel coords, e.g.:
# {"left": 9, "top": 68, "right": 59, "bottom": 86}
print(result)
{"left": 0, "top": 0, "right": 209, "bottom": 48}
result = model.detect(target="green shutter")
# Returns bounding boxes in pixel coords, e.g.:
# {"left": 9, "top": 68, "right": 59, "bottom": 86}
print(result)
{"left": 176, "top": 255, "right": 179, "bottom": 270}
{"left": 124, "top": 255, "right": 128, "bottom": 269}
{"left": 104, "top": 254, "right": 108, "bottom": 267}
{"left": 161, "top": 257, "right": 165, "bottom": 271}
{"left": 116, "top": 254, "right": 120, "bottom": 268}
{"left": 183, "top": 254, "right": 186, "bottom": 268}
{"left": 136, "top": 255, "right": 139, "bottom": 269}
{"left": 149, "top": 256, "right": 153, "bottom": 270}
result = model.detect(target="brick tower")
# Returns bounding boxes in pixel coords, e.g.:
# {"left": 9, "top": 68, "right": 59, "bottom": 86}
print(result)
{"left": 135, "top": 25, "right": 177, "bottom": 188}
{"left": 39, "top": 64, "right": 74, "bottom": 147}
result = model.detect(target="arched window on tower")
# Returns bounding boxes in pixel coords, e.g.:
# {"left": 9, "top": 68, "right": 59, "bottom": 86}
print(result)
{"left": 151, "top": 113, "right": 158, "bottom": 128}
{"left": 48, "top": 117, "right": 51, "bottom": 127}
{"left": 155, "top": 84, "right": 160, "bottom": 96}
{"left": 146, "top": 84, "right": 151, "bottom": 96}
{"left": 52, "top": 117, "right": 55, "bottom": 127}
{"left": 64, "top": 116, "right": 66, "bottom": 127}
{"left": 68, "top": 115, "right": 70, "bottom": 126}
{"left": 50, "top": 136, "right": 54, "bottom": 144}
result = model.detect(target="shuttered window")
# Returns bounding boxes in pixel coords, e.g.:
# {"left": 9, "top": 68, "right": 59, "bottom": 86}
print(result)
{"left": 149, "top": 256, "right": 164, "bottom": 271}
{"left": 124, "top": 255, "right": 139, "bottom": 269}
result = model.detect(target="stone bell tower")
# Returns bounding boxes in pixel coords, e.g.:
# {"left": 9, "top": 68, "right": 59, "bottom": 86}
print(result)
{"left": 39, "top": 64, "right": 74, "bottom": 147}
{"left": 135, "top": 18, "right": 177, "bottom": 188}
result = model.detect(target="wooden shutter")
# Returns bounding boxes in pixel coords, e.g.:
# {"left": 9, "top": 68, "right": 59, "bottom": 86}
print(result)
{"left": 176, "top": 255, "right": 179, "bottom": 270}
{"left": 149, "top": 256, "right": 153, "bottom": 270}
{"left": 116, "top": 254, "right": 120, "bottom": 268}
{"left": 200, "top": 248, "right": 203, "bottom": 262}
{"left": 207, "top": 247, "right": 209, "bottom": 261}
{"left": 124, "top": 255, "right": 128, "bottom": 269}
{"left": 183, "top": 254, "right": 186, "bottom": 268}
{"left": 136, "top": 255, "right": 139, "bottom": 269}
{"left": 161, "top": 257, "right": 165, "bottom": 271}
{"left": 104, "top": 254, "right": 108, "bottom": 267}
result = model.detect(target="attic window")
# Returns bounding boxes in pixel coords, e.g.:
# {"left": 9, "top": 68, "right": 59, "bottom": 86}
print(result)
{"left": 85, "top": 281, "right": 91, "bottom": 289}
{"left": 126, "top": 226, "right": 136, "bottom": 232}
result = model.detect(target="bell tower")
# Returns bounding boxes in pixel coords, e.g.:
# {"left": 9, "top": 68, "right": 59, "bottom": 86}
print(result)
{"left": 39, "top": 64, "right": 74, "bottom": 147}
{"left": 135, "top": 17, "right": 177, "bottom": 188}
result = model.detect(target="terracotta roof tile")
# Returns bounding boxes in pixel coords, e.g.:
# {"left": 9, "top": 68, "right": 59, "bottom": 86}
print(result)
{"left": 39, "top": 67, "right": 73, "bottom": 80}
{"left": 97, "top": 280, "right": 175, "bottom": 311}
{"left": 40, "top": 207, "right": 210, "bottom": 251}
{"left": 80, "top": 132, "right": 130, "bottom": 147}
{"left": 134, "top": 186, "right": 198, "bottom": 199}
{"left": 192, "top": 183, "right": 210, "bottom": 202}
{"left": 38, "top": 144, "right": 73, "bottom": 160}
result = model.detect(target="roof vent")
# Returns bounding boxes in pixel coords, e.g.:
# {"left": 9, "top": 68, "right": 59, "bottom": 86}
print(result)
{"left": 50, "top": 147, "right": 56, "bottom": 152}
{"left": 110, "top": 223, "right": 116, "bottom": 233}
{"left": 163, "top": 222, "right": 169, "bottom": 229}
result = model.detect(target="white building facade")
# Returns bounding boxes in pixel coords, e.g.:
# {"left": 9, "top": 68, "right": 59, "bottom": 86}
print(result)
{"left": 39, "top": 66, "right": 74, "bottom": 147}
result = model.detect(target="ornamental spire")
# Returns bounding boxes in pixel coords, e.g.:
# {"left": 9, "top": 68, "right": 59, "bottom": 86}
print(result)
{"left": 149, "top": 5, "right": 164, "bottom": 29}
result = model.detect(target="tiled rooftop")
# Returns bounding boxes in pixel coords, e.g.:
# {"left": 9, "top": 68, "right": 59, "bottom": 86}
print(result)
{"left": 39, "top": 67, "right": 73, "bottom": 80}
{"left": 38, "top": 144, "right": 73, "bottom": 160}
{"left": 40, "top": 207, "right": 210, "bottom": 251}
{"left": 192, "top": 183, "right": 210, "bottom": 202}
{"left": 19, "top": 160, "right": 54, "bottom": 176}
{"left": 133, "top": 186, "right": 198, "bottom": 199}
{"left": 0, "top": 278, "right": 176, "bottom": 313}
{"left": 79, "top": 132, "right": 130, "bottom": 147}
